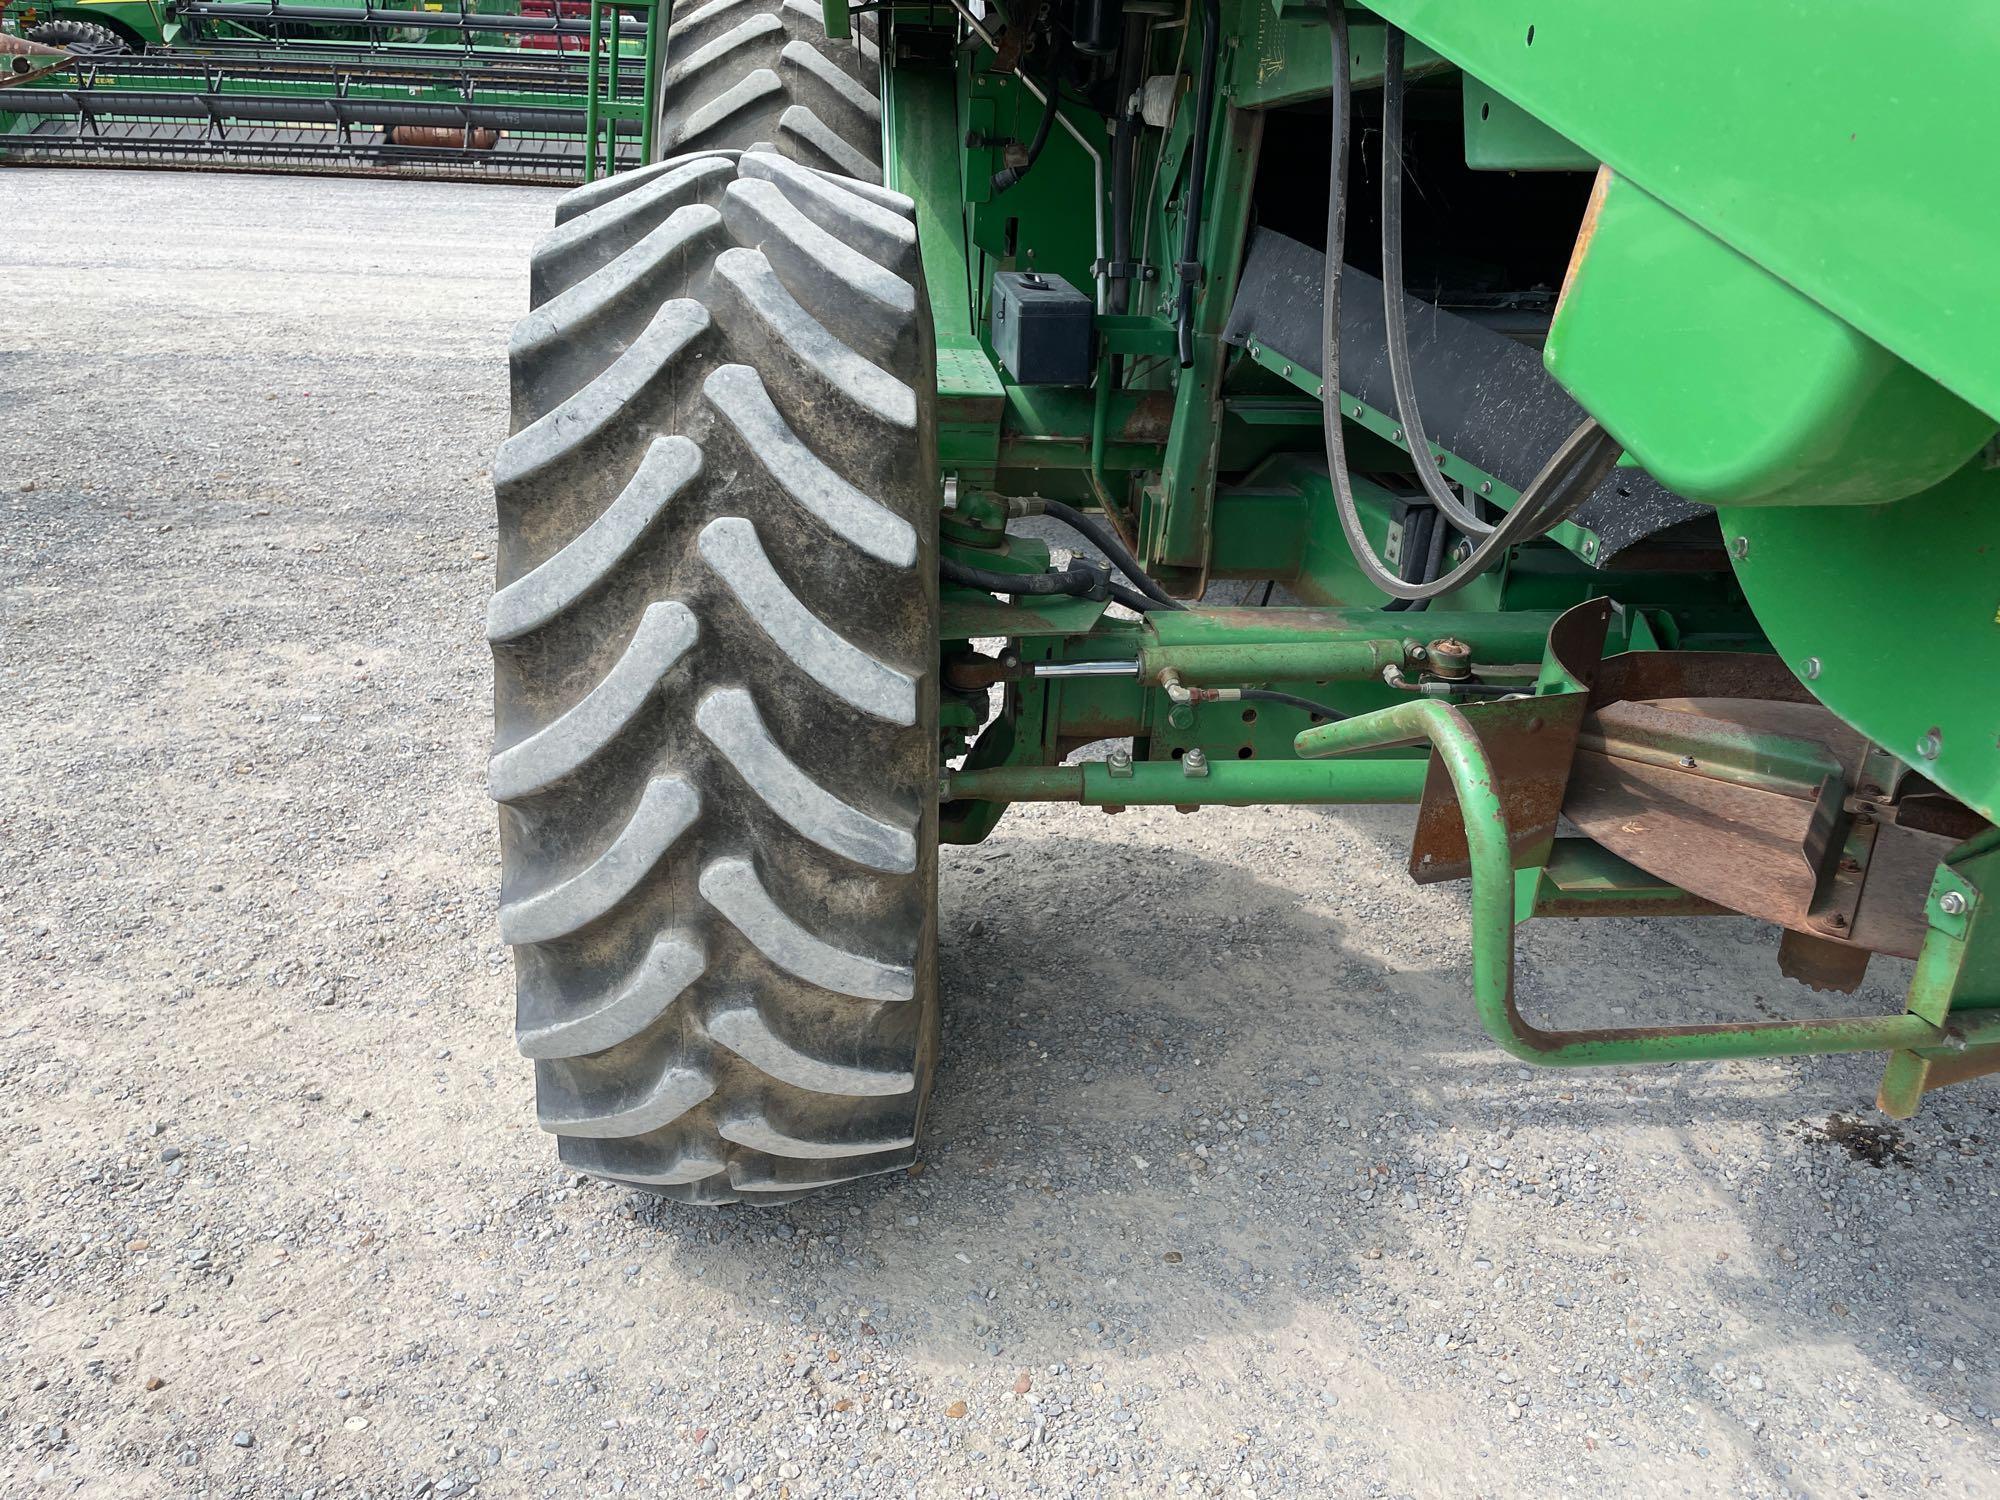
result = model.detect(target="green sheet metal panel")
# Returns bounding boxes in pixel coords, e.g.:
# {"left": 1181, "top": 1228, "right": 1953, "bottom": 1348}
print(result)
{"left": 1229, "top": 10, "right": 1449, "bottom": 110}
{"left": 1549, "top": 171, "right": 1995, "bottom": 507}
{"left": 1718, "top": 461, "right": 2000, "bottom": 825}
{"left": 1366, "top": 0, "right": 2000, "bottom": 424}
{"left": 1461, "top": 74, "right": 1592, "bottom": 171}
{"left": 882, "top": 57, "right": 1006, "bottom": 463}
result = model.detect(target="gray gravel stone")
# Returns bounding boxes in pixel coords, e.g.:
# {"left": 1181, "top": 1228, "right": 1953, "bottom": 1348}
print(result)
{"left": 3, "top": 165, "right": 1997, "bottom": 1500}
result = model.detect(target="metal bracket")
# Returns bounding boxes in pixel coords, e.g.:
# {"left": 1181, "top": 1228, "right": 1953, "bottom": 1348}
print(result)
{"left": 1407, "top": 599, "right": 1607, "bottom": 885}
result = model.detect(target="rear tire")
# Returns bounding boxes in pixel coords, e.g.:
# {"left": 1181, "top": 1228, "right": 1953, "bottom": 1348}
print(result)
{"left": 25, "top": 18, "right": 129, "bottom": 53}
{"left": 491, "top": 73, "right": 938, "bottom": 1204}
{"left": 657, "top": 0, "right": 884, "bottom": 182}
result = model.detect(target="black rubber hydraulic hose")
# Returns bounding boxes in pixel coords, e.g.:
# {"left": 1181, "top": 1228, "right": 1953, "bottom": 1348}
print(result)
{"left": 942, "top": 556, "right": 1095, "bottom": 596}
{"left": 1381, "top": 500, "right": 1448, "bottom": 613}
{"left": 992, "top": 45, "right": 1062, "bottom": 194}
{"left": 1381, "top": 28, "right": 1495, "bottom": 538}
{"left": 1320, "top": 8, "right": 1620, "bottom": 602}
{"left": 1240, "top": 688, "right": 1346, "bottom": 721}
{"left": 1039, "top": 499, "right": 1186, "bottom": 610}
{"left": 1107, "top": 13, "right": 1148, "bottom": 315}
{"left": 1107, "top": 581, "right": 1171, "bottom": 614}
{"left": 940, "top": 556, "right": 1171, "bottom": 613}
{"left": 1174, "top": 0, "right": 1221, "bottom": 367}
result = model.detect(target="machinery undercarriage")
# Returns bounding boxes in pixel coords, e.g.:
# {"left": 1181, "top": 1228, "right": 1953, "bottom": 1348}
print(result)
{"left": 910, "top": 2, "right": 2000, "bottom": 1122}
{"left": 468, "top": 0, "right": 2000, "bottom": 1198}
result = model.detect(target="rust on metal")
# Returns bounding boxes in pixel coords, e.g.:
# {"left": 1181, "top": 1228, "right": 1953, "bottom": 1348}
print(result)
{"left": 1556, "top": 643, "right": 1974, "bottom": 961}
{"left": 1587, "top": 650, "right": 1816, "bottom": 709}
{"left": 0, "top": 34, "right": 69, "bottom": 59}
{"left": 1561, "top": 749, "right": 1950, "bottom": 959}
{"left": 1875, "top": 777, "right": 1989, "bottom": 842}
{"left": 1777, "top": 930, "right": 1873, "bottom": 993}
{"left": 1426, "top": 637, "right": 1472, "bottom": 679}
{"left": 944, "top": 654, "right": 1023, "bottom": 691}
{"left": 1556, "top": 164, "right": 1612, "bottom": 317}
{"left": 1879, "top": 1043, "right": 2000, "bottom": 1117}
{"left": 1802, "top": 776, "right": 1879, "bottom": 937}
{"left": 1410, "top": 693, "right": 1590, "bottom": 885}
{"left": 389, "top": 125, "right": 501, "bottom": 150}
{"left": 1910, "top": 1045, "right": 2000, "bottom": 1094}
{"left": 1118, "top": 391, "right": 1176, "bottom": 445}
{"left": 1409, "top": 599, "right": 1606, "bottom": 884}
{"left": 1577, "top": 697, "right": 1850, "bottom": 799}
{"left": 1, "top": 32, "right": 74, "bottom": 88}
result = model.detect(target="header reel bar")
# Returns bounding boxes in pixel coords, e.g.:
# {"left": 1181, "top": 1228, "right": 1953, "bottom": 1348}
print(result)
{"left": 0, "top": 0, "right": 664, "bottom": 182}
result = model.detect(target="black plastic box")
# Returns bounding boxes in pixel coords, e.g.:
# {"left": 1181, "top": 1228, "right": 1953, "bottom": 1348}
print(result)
{"left": 989, "top": 270, "right": 1094, "bottom": 386}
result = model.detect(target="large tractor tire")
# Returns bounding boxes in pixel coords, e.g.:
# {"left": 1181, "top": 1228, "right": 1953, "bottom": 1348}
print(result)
{"left": 25, "top": 18, "right": 130, "bottom": 52}
{"left": 657, "top": 0, "right": 883, "bottom": 182}
{"left": 488, "top": 6, "right": 938, "bottom": 1207}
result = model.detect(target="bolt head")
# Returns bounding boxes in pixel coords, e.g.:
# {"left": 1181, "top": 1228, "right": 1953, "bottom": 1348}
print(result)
{"left": 1730, "top": 536, "right": 1751, "bottom": 561}
{"left": 1804, "top": 656, "right": 1821, "bottom": 680}
{"left": 1677, "top": 755, "right": 1697, "bottom": 769}
{"left": 1919, "top": 728, "right": 1943, "bottom": 761}
{"left": 1940, "top": 891, "right": 1970, "bottom": 916}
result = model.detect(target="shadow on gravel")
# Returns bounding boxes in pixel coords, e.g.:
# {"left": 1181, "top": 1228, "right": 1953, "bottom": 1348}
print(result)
{"left": 619, "top": 823, "right": 2000, "bottom": 1434}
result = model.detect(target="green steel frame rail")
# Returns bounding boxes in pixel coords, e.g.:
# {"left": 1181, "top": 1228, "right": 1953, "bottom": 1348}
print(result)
{"left": 945, "top": 757, "right": 1427, "bottom": 808}
{"left": 1294, "top": 699, "right": 2000, "bottom": 1082}
{"left": 1, "top": 0, "right": 666, "bottom": 184}
{"left": 581, "top": 0, "right": 663, "bottom": 181}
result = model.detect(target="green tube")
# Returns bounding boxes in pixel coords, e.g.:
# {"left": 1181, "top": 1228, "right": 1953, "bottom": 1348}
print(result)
{"left": 1143, "top": 607, "right": 1565, "bottom": 655}
{"left": 1086, "top": 347, "right": 1114, "bottom": 509}
{"left": 1140, "top": 639, "right": 1403, "bottom": 685}
{"left": 1296, "top": 700, "right": 1954, "bottom": 1068}
{"left": 946, "top": 757, "right": 1429, "bottom": 807}
{"left": 583, "top": 0, "right": 604, "bottom": 182}
{"left": 640, "top": 0, "right": 665, "bottom": 166}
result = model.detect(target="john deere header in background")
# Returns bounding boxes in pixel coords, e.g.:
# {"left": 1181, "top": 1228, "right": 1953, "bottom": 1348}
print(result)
{"left": 0, "top": 0, "right": 663, "bottom": 179}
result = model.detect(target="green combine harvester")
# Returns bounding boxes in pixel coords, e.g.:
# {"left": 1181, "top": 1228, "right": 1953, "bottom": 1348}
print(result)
{"left": 480, "top": 0, "right": 2000, "bottom": 1203}
{"left": 0, "top": 0, "right": 662, "bottom": 179}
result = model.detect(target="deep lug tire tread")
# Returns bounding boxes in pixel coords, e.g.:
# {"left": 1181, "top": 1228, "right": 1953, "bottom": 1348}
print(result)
{"left": 658, "top": 0, "right": 883, "bottom": 181}
{"left": 492, "top": 26, "right": 936, "bottom": 1206}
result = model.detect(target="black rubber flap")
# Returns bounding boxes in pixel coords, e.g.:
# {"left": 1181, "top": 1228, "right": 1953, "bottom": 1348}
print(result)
{"left": 1221, "top": 228, "right": 1710, "bottom": 560}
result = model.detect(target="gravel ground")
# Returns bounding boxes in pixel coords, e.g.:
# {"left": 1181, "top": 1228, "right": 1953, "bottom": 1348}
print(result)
{"left": 4, "top": 168, "right": 2000, "bottom": 1500}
